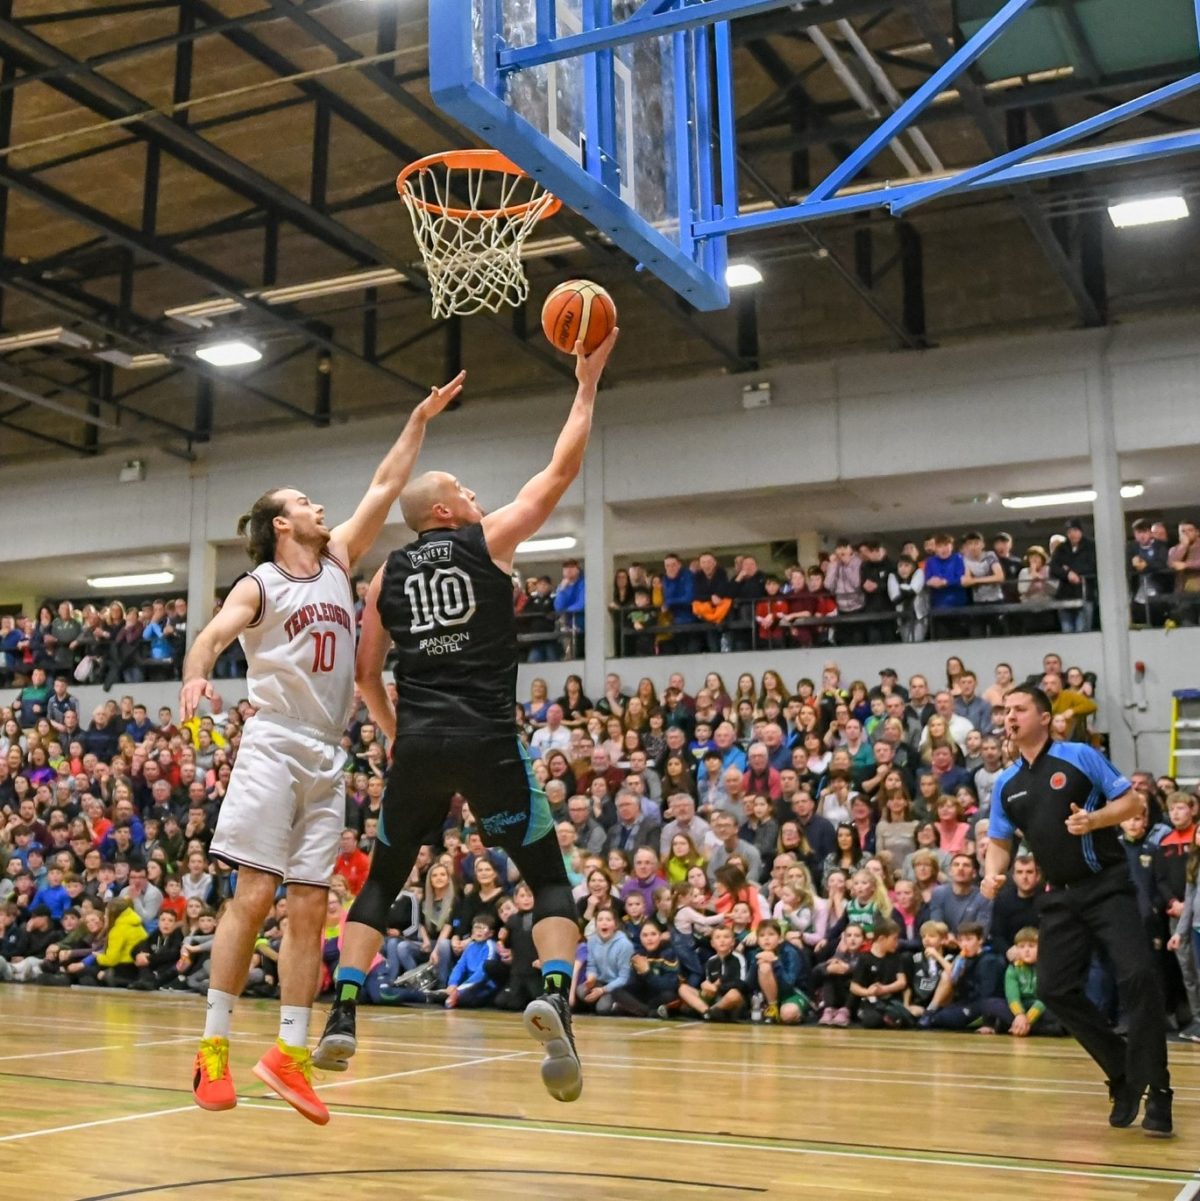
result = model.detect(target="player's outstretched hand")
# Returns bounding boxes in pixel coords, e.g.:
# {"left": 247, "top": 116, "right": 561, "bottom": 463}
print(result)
{"left": 980, "top": 873, "right": 1006, "bottom": 901}
{"left": 1065, "top": 803, "right": 1093, "bottom": 836}
{"left": 180, "top": 676, "right": 220, "bottom": 722}
{"left": 574, "top": 327, "right": 619, "bottom": 390}
{"left": 417, "top": 370, "right": 467, "bottom": 420}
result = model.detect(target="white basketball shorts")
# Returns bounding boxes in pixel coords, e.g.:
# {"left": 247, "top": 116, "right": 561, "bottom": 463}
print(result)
{"left": 211, "top": 713, "right": 348, "bottom": 888}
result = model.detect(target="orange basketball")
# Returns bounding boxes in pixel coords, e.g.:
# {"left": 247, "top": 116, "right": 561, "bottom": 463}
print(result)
{"left": 541, "top": 280, "right": 617, "bottom": 355}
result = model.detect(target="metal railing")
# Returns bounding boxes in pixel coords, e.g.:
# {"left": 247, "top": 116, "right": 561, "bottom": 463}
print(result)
{"left": 612, "top": 598, "right": 1090, "bottom": 657}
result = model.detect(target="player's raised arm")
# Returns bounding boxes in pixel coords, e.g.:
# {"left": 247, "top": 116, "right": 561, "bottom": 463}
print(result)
{"left": 482, "top": 329, "right": 618, "bottom": 572}
{"left": 354, "top": 566, "right": 396, "bottom": 744}
{"left": 179, "top": 575, "right": 261, "bottom": 720}
{"left": 330, "top": 371, "right": 467, "bottom": 570}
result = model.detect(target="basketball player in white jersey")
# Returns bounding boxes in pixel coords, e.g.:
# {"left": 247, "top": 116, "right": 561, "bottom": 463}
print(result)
{"left": 181, "top": 369, "right": 464, "bottom": 1124}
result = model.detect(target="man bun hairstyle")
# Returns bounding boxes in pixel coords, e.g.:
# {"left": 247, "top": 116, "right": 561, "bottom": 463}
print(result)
{"left": 237, "top": 489, "right": 288, "bottom": 565}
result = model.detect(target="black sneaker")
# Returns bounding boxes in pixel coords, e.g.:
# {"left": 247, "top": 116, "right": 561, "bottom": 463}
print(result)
{"left": 1142, "top": 1087, "right": 1174, "bottom": 1138}
{"left": 523, "top": 994, "right": 582, "bottom": 1102}
{"left": 1107, "top": 1077, "right": 1143, "bottom": 1128}
{"left": 312, "top": 998, "right": 357, "bottom": 1073}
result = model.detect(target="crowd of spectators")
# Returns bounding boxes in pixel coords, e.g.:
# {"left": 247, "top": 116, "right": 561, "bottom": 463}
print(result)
{"left": 3, "top": 651, "right": 1197, "bottom": 1045}
{"left": 0, "top": 599, "right": 190, "bottom": 689}
{"left": 513, "top": 518, "right": 1200, "bottom": 659}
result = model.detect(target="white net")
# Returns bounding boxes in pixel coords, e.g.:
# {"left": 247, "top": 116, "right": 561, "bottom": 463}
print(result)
{"left": 399, "top": 157, "right": 559, "bottom": 319}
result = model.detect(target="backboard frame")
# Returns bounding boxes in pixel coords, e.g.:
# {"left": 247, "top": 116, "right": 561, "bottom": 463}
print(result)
{"left": 429, "top": 0, "right": 730, "bottom": 310}
{"left": 433, "top": 0, "right": 1200, "bottom": 309}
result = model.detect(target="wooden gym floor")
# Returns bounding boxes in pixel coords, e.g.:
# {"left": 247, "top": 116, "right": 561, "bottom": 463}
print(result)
{"left": 1, "top": 988, "right": 1198, "bottom": 1200}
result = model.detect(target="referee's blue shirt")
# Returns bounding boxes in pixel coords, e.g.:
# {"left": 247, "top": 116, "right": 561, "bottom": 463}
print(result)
{"left": 990, "top": 742, "right": 1132, "bottom": 888}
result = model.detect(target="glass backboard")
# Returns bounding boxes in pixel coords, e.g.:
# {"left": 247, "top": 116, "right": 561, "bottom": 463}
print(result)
{"left": 430, "top": 0, "right": 729, "bottom": 309}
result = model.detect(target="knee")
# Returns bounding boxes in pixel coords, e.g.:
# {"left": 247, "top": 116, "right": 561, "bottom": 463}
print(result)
{"left": 283, "top": 884, "right": 331, "bottom": 934}
{"left": 779, "top": 1003, "right": 801, "bottom": 1025}
{"left": 231, "top": 871, "right": 279, "bottom": 922}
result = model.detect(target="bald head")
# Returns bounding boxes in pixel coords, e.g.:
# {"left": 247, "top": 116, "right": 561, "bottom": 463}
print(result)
{"left": 401, "top": 471, "right": 457, "bottom": 531}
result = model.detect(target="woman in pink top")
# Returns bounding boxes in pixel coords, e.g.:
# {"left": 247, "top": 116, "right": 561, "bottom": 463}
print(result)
{"left": 933, "top": 795, "right": 973, "bottom": 856}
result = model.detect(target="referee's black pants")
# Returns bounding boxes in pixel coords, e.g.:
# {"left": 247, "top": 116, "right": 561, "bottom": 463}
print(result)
{"left": 1037, "top": 865, "right": 1169, "bottom": 1093}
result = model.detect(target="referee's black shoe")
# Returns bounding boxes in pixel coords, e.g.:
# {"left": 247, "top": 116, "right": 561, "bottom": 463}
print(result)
{"left": 1142, "top": 1087, "right": 1174, "bottom": 1138}
{"left": 1107, "top": 1077, "right": 1142, "bottom": 1128}
{"left": 313, "top": 998, "right": 357, "bottom": 1073}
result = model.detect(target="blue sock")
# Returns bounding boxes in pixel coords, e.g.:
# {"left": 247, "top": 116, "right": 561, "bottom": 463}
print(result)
{"left": 541, "top": 959, "right": 572, "bottom": 999}
{"left": 335, "top": 966, "right": 367, "bottom": 1003}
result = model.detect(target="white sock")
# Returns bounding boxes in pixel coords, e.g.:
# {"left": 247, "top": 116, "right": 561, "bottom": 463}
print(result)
{"left": 278, "top": 1005, "right": 311, "bottom": 1048}
{"left": 203, "top": 989, "right": 237, "bottom": 1040}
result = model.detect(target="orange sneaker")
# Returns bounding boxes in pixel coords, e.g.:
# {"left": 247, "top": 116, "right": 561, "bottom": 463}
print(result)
{"left": 192, "top": 1036, "right": 236, "bottom": 1112}
{"left": 252, "top": 1039, "right": 329, "bottom": 1125}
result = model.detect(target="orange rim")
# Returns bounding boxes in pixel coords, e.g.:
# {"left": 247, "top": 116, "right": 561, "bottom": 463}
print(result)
{"left": 397, "top": 149, "right": 562, "bottom": 221}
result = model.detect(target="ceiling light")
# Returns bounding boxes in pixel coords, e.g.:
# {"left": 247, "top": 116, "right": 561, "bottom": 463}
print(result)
{"left": 0, "top": 326, "right": 93, "bottom": 353}
{"left": 94, "top": 349, "right": 171, "bottom": 369}
{"left": 515, "top": 536, "right": 577, "bottom": 555}
{"left": 165, "top": 268, "right": 410, "bottom": 328}
{"left": 1001, "top": 483, "right": 1145, "bottom": 510}
{"left": 86, "top": 571, "right": 175, "bottom": 589}
{"left": 196, "top": 340, "right": 262, "bottom": 367}
{"left": 726, "top": 262, "right": 763, "bottom": 288}
{"left": 1108, "top": 195, "right": 1189, "bottom": 228}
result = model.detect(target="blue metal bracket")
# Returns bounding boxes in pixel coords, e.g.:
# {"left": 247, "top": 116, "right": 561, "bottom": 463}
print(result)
{"left": 694, "top": 129, "right": 1200, "bottom": 238}
{"left": 890, "top": 70, "right": 1200, "bottom": 215}
{"left": 498, "top": 0, "right": 797, "bottom": 71}
{"left": 805, "top": 0, "right": 1040, "bottom": 202}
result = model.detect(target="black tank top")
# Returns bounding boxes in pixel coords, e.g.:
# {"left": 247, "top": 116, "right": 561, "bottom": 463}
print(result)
{"left": 379, "top": 522, "right": 518, "bottom": 737}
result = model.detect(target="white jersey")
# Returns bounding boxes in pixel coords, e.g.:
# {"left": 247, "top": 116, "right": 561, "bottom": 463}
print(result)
{"left": 239, "top": 552, "right": 356, "bottom": 736}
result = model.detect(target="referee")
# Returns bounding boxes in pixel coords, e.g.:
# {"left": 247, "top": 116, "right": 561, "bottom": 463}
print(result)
{"left": 982, "top": 685, "right": 1172, "bottom": 1137}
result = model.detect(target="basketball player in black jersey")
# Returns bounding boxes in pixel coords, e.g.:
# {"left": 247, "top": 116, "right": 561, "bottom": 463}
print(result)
{"left": 314, "top": 328, "right": 618, "bottom": 1102}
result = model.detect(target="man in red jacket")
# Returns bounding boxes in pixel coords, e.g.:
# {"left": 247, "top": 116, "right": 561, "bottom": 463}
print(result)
{"left": 333, "top": 828, "right": 370, "bottom": 896}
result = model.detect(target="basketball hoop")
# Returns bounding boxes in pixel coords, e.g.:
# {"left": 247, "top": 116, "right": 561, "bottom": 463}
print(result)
{"left": 398, "top": 150, "right": 562, "bottom": 319}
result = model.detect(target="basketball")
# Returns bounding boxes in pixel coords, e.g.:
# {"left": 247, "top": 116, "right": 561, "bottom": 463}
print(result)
{"left": 541, "top": 280, "right": 617, "bottom": 354}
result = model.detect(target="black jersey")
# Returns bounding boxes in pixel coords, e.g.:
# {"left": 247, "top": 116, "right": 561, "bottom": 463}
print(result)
{"left": 379, "top": 523, "right": 517, "bottom": 738}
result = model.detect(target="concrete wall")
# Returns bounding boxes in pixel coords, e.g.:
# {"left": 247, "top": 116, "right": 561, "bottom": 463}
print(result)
{"left": 2, "top": 314, "right": 1199, "bottom": 567}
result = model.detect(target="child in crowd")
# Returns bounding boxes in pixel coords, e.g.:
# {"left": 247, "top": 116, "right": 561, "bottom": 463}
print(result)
{"left": 169, "top": 906, "right": 216, "bottom": 992}
{"left": 491, "top": 883, "right": 541, "bottom": 1011}
{"left": 445, "top": 915, "right": 499, "bottom": 1009}
{"left": 651, "top": 886, "right": 673, "bottom": 931}
{"left": 676, "top": 925, "right": 750, "bottom": 1022}
{"left": 729, "top": 900, "right": 756, "bottom": 948}
{"left": 671, "top": 882, "right": 724, "bottom": 987}
{"left": 612, "top": 921, "right": 681, "bottom": 1018}
{"left": 772, "top": 884, "right": 813, "bottom": 951}
{"left": 624, "top": 588, "right": 658, "bottom": 657}
{"left": 844, "top": 870, "right": 882, "bottom": 943}
{"left": 1003, "top": 927, "right": 1062, "bottom": 1037}
{"left": 850, "top": 918, "right": 914, "bottom": 1028}
{"left": 750, "top": 920, "right": 809, "bottom": 1025}
{"left": 907, "top": 920, "right": 953, "bottom": 1018}
{"left": 814, "top": 923, "right": 865, "bottom": 1027}
{"left": 579, "top": 908, "right": 634, "bottom": 1013}
{"left": 923, "top": 921, "right": 1007, "bottom": 1031}
{"left": 130, "top": 907, "right": 184, "bottom": 991}
{"left": 620, "top": 891, "right": 648, "bottom": 944}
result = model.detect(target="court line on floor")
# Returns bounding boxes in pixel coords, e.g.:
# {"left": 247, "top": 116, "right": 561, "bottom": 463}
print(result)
{"left": 70, "top": 1166, "right": 764, "bottom": 1201}
{"left": 1174, "top": 1178, "right": 1200, "bottom": 1201}
{"left": 235, "top": 1103, "right": 1195, "bottom": 1186}
{"left": 313, "top": 1050, "right": 529, "bottom": 1091}
{"left": 0, "top": 1042, "right": 124, "bottom": 1062}
{"left": 6, "top": 1005, "right": 1199, "bottom": 1073}
{"left": 1, "top": 1068, "right": 1188, "bottom": 1185}
{"left": 0, "top": 1106, "right": 194, "bottom": 1143}
{"left": 7, "top": 1013, "right": 1190, "bottom": 1101}
{"left": 0, "top": 1035, "right": 197, "bottom": 1063}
